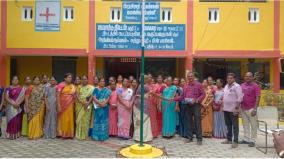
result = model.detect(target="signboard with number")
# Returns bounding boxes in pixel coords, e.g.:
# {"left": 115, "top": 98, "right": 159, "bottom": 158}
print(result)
{"left": 35, "top": 1, "right": 60, "bottom": 32}
{"left": 96, "top": 24, "right": 185, "bottom": 50}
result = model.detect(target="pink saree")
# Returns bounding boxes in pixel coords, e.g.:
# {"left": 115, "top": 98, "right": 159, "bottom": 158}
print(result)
{"left": 147, "top": 84, "right": 159, "bottom": 138}
{"left": 117, "top": 88, "right": 133, "bottom": 139}
{"left": 109, "top": 90, "right": 118, "bottom": 136}
{"left": 6, "top": 86, "right": 25, "bottom": 139}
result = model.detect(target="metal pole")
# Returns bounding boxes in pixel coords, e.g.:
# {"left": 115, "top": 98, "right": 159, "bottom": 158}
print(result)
{"left": 139, "top": 0, "right": 145, "bottom": 147}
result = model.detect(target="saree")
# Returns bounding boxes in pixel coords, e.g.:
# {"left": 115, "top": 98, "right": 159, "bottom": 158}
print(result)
{"left": 57, "top": 82, "right": 76, "bottom": 138}
{"left": 161, "top": 85, "right": 177, "bottom": 137}
{"left": 27, "top": 85, "right": 45, "bottom": 139}
{"left": 213, "top": 89, "right": 227, "bottom": 138}
{"left": 6, "top": 86, "right": 25, "bottom": 139}
{"left": 44, "top": 86, "right": 57, "bottom": 139}
{"left": 21, "top": 85, "right": 30, "bottom": 136}
{"left": 117, "top": 88, "right": 133, "bottom": 139}
{"left": 109, "top": 90, "right": 118, "bottom": 136}
{"left": 75, "top": 85, "right": 94, "bottom": 140}
{"left": 177, "top": 87, "right": 188, "bottom": 138}
{"left": 91, "top": 87, "right": 111, "bottom": 141}
{"left": 133, "top": 85, "right": 153, "bottom": 142}
{"left": 201, "top": 87, "right": 214, "bottom": 137}
{"left": 155, "top": 83, "right": 165, "bottom": 136}
{"left": 146, "top": 84, "right": 159, "bottom": 138}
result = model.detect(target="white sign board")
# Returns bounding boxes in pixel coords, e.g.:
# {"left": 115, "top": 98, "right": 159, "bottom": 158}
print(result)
{"left": 35, "top": 1, "right": 60, "bottom": 31}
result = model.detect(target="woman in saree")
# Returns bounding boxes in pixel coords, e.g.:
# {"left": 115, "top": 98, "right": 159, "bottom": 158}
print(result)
{"left": 21, "top": 76, "right": 32, "bottom": 137}
{"left": 5, "top": 76, "right": 25, "bottom": 139}
{"left": 117, "top": 78, "right": 134, "bottom": 139}
{"left": 208, "top": 76, "right": 217, "bottom": 91}
{"left": 92, "top": 78, "right": 111, "bottom": 141}
{"left": 25, "top": 76, "right": 45, "bottom": 139}
{"left": 57, "top": 73, "right": 76, "bottom": 139}
{"left": 161, "top": 77, "right": 178, "bottom": 138}
{"left": 116, "top": 75, "right": 123, "bottom": 88}
{"left": 178, "top": 78, "right": 187, "bottom": 137}
{"left": 74, "top": 76, "right": 82, "bottom": 92}
{"left": 213, "top": 79, "right": 227, "bottom": 138}
{"left": 129, "top": 79, "right": 138, "bottom": 138}
{"left": 0, "top": 86, "right": 5, "bottom": 137}
{"left": 75, "top": 75, "right": 94, "bottom": 140}
{"left": 145, "top": 74, "right": 159, "bottom": 138}
{"left": 133, "top": 76, "right": 153, "bottom": 142}
{"left": 201, "top": 79, "right": 214, "bottom": 138}
{"left": 108, "top": 81, "right": 118, "bottom": 136}
{"left": 89, "top": 76, "right": 99, "bottom": 137}
{"left": 130, "top": 79, "right": 138, "bottom": 92}
{"left": 44, "top": 76, "right": 58, "bottom": 139}
{"left": 155, "top": 75, "right": 166, "bottom": 136}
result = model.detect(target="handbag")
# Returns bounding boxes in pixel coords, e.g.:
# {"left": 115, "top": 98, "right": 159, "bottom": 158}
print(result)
{"left": 213, "top": 102, "right": 221, "bottom": 111}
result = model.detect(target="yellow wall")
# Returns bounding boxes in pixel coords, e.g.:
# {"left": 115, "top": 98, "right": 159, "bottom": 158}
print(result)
{"left": 96, "top": 57, "right": 104, "bottom": 78}
{"left": 76, "top": 57, "right": 88, "bottom": 77}
{"left": 15, "top": 57, "right": 52, "bottom": 85}
{"left": 14, "top": 56, "right": 87, "bottom": 85}
{"left": 7, "top": 1, "right": 89, "bottom": 50}
{"left": 95, "top": 0, "right": 188, "bottom": 49}
{"left": 280, "top": 1, "right": 284, "bottom": 53}
{"left": 193, "top": 1, "right": 274, "bottom": 51}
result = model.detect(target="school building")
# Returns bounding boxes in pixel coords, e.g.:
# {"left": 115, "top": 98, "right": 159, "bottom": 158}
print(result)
{"left": 0, "top": 0, "right": 283, "bottom": 93}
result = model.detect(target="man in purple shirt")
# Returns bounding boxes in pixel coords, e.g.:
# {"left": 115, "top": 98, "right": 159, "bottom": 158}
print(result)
{"left": 239, "top": 72, "right": 260, "bottom": 147}
{"left": 175, "top": 72, "right": 205, "bottom": 145}
{"left": 222, "top": 73, "right": 243, "bottom": 148}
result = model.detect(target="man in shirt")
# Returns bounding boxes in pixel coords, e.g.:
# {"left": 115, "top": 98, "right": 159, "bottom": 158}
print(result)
{"left": 175, "top": 72, "right": 205, "bottom": 145}
{"left": 222, "top": 73, "right": 243, "bottom": 148}
{"left": 239, "top": 72, "right": 260, "bottom": 147}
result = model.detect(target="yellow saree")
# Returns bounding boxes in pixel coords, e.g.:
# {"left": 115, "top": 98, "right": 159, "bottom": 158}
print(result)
{"left": 75, "top": 85, "right": 94, "bottom": 140}
{"left": 57, "top": 83, "right": 76, "bottom": 138}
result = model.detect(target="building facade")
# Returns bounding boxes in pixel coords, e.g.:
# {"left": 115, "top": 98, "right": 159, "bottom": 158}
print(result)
{"left": 0, "top": 0, "right": 282, "bottom": 92}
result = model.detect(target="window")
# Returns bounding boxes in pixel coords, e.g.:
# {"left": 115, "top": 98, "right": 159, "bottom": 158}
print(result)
{"left": 22, "top": 7, "right": 33, "bottom": 21}
{"left": 110, "top": 8, "right": 121, "bottom": 22}
{"left": 208, "top": 8, "right": 219, "bottom": 23}
{"left": 63, "top": 7, "right": 74, "bottom": 21}
{"left": 248, "top": 8, "right": 259, "bottom": 23}
{"left": 161, "top": 8, "right": 172, "bottom": 22}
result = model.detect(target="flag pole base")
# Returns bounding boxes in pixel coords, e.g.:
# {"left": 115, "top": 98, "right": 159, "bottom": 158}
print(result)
{"left": 119, "top": 144, "right": 164, "bottom": 158}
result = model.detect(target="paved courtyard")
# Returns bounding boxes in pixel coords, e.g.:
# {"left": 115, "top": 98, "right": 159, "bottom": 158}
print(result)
{"left": 0, "top": 117, "right": 281, "bottom": 158}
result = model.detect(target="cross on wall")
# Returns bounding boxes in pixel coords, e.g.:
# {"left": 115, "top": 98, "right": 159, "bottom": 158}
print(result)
{"left": 39, "top": 7, "right": 55, "bottom": 22}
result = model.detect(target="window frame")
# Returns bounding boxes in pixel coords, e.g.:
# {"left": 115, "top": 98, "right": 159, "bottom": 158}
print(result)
{"left": 63, "top": 7, "right": 74, "bottom": 22}
{"left": 208, "top": 8, "right": 220, "bottom": 24}
{"left": 110, "top": 7, "right": 121, "bottom": 22}
{"left": 161, "top": 8, "right": 173, "bottom": 23}
{"left": 22, "top": 6, "right": 33, "bottom": 21}
{"left": 248, "top": 8, "right": 260, "bottom": 23}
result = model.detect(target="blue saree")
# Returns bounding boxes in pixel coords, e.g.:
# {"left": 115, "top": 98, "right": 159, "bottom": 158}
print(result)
{"left": 91, "top": 87, "right": 111, "bottom": 141}
{"left": 162, "top": 85, "right": 177, "bottom": 137}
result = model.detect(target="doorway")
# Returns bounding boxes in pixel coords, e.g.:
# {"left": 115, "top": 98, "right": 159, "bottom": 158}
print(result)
{"left": 104, "top": 58, "right": 139, "bottom": 80}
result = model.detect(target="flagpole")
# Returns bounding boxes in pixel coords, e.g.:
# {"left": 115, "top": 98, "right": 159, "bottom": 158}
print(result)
{"left": 139, "top": 0, "right": 145, "bottom": 147}
{"left": 119, "top": 1, "right": 164, "bottom": 157}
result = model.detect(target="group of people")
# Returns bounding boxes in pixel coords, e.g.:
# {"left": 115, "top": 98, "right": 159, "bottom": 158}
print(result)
{"left": 0, "top": 71, "right": 260, "bottom": 149}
